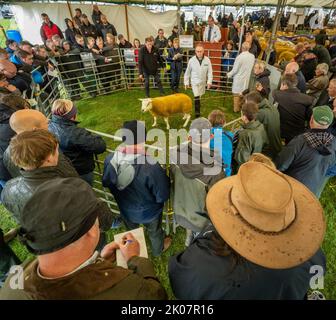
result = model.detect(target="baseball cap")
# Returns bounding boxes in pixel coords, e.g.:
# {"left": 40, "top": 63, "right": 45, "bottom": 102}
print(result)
{"left": 19, "top": 178, "right": 101, "bottom": 255}
{"left": 313, "top": 105, "right": 334, "bottom": 126}
{"left": 189, "top": 117, "right": 212, "bottom": 144}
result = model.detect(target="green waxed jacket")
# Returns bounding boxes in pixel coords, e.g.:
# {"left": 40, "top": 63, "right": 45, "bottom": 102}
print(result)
{"left": 0, "top": 256, "right": 167, "bottom": 300}
{"left": 257, "top": 99, "right": 282, "bottom": 159}
{"left": 234, "top": 120, "right": 268, "bottom": 167}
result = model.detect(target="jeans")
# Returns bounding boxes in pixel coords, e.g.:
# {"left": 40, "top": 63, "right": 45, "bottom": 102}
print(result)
{"left": 144, "top": 71, "right": 163, "bottom": 97}
{"left": 122, "top": 214, "right": 164, "bottom": 256}
{"left": 194, "top": 96, "right": 201, "bottom": 118}
{"left": 316, "top": 177, "right": 330, "bottom": 199}
{"left": 80, "top": 172, "right": 94, "bottom": 186}
{"left": 171, "top": 67, "right": 182, "bottom": 91}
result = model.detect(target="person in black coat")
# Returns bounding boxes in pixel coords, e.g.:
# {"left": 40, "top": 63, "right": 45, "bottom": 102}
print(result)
{"left": 64, "top": 18, "right": 81, "bottom": 46}
{"left": 138, "top": 37, "right": 164, "bottom": 97}
{"left": 100, "top": 15, "right": 117, "bottom": 41}
{"left": 284, "top": 61, "right": 307, "bottom": 94}
{"left": 92, "top": 4, "right": 103, "bottom": 29}
{"left": 169, "top": 162, "right": 326, "bottom": 300}
{"left": 252, "top": 61, "right": 271, "bottom": 98}
{"left": 273, "top": 74, "right": 314, "bottom": 144}
{"left": 48, "top": 99, "right": 106, "bottom": 185}
{"left": 0, "top": 81, "right": 28, "bottom": 187}
{"left": 315, "top": 78, "right": 336, "bottom": 108}
{"left": 80, "top": 14, "right": 100, "bottom": 39}
{"left": 276, "top": 105, "right": 336, "bottom": 197}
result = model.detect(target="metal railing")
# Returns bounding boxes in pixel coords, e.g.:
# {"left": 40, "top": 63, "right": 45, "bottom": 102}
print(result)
{"left": 87, "top": 117, "right": 241, "bottom": 233}
{"left": 28, "top": 46, "right": 238, "bottom": 114}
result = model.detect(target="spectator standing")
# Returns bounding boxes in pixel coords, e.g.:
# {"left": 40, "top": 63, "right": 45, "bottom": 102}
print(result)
{"left": 167, "top": 38, "right": 183, "bottom": 93}
{"left": 276, "top": 106, "right": 336, "bottom": 197}
{"left": 306, "top": 63, "right": 329, "bottom": 104}
{"left": 192, "top": 24, "right": 203, "bottom": 42}
{"left": 64, "top": 18, "right": 81, "bottom": 47}
{"left": 80, "top": 14, "right": 100, "bottom": 39}
{"left": 284, "top": 61, "right": 307, "bottom": 94}
{"left": 5, "top": 40, "right": 18, "bottom": 58}
{"left": 208, "top": 110, "right": 234, "bottom": 176}
{"left": 184, "top": 44, "right": 213, "bottom": 118}
{"left": 245, "top": 91, "right": 282, "bottom": 159}
{"left": 48, "top": 99, "right": 106, "bottom": 185}
{"left": 0, "top": 178, "right": 167, "bottom": 300}
{"left": 168, "top": 25, "right": 179, "bottom": 42}
{"left": 100, "top": 15, "right": 117, "bottom": 41}
{"left": 138, "top": 37, "right": 164, "bottom": 98}
{"left": 251, "top": 61, "right": 271, "bottom": 98}
{"left": 92, "top": 4, "right": 103, "bottom": 29}
{"left": 312, "top": 41, "right": 332, "bottom": 67}
{"left": 0, "top": 78, "right": 29, "bottom": 190}
{"left": 203, "top": 16, "right": 221, "bottom": 43}
{"left": 168, "top": 161, "right": 326, "bottom": 300}
{"left": 73, "top": 8, "right": 83, "bottom": 28}
{"left": 154, "top": 29, "right": 168, "bottom": 55}
{"left": 244, "top": 30, "right": 261, "bottom": 58}
{"left": 133, "top": 38, "right": 141, "bottom": 66}
{"left": 222, "top": 41, "right": 237, "bottom": 72}
{"left": 102, "top": 120, "right": 171, "bottom": 256}
{"left": 273, "top": 74, "right": 314, "bottom": 144}
{"left": 40, "top": 13, "right": 64, "bottom": 44}
{"left": 234, "top": 102, "right": 268, "bottom": 168}
{"left": 316, "top": 78, "right": 336, "bottom": 108}
{"left": 227, "top": 42, "right": 255, "bottom": 113}
{"left": 170, "top": 118, "right": 224, "bottom": 245}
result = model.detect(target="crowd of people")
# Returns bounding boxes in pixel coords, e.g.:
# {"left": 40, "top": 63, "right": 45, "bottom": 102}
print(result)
{"left": 0, "top": 6, "right": 335, "bottom": 300}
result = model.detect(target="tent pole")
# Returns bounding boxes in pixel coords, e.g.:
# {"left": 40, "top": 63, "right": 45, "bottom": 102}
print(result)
{"left": 124, "top": 4, "right": 130, "bottom": 41}
{"left": 177, "top": 0, "right": 181, "bottom": 34}
{"left": 238, "top": 0, "right": 247, "bottom": 52}
{"left": 265, "top": 0, "right": 285, "bottom": 64}
{"left": 66, "top": 1, "right": 74, "bottom": 21}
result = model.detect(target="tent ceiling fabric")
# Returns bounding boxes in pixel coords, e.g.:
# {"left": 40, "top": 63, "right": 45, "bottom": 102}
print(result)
{"left": 5, "top": 0, "right": 336, "bottom": 8}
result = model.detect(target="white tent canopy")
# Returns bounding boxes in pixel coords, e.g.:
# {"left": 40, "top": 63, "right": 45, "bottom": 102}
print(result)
{"left": 10, "top": 2, "right": 178, "bottom": 45}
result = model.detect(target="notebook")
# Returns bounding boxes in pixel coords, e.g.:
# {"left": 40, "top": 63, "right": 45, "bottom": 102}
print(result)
{"left": 114, "top": 227, "right": 148, "bottom": 269}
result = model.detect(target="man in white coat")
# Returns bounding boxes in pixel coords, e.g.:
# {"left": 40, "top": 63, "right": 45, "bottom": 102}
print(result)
{"left": 184, "top": 44, "right": 213, "bottom": 117}
{"left": 227, "top": 42, "right": 255, "bottom": 112}
{"left": 203, "top": 16, "right": 222, "bottom": 43}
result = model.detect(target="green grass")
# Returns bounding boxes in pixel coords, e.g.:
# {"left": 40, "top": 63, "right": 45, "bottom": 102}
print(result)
{"left": 1, "top": 89, "right": 335, "bottom": 300}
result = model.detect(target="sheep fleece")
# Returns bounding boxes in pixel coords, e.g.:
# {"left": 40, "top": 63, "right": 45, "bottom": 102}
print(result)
{"left": 149, "top": 94, "right": 192, "bottom": 117}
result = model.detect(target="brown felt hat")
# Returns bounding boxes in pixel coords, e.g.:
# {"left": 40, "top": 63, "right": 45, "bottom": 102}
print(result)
{"left": 206, "top": 162, "right": 326, "bottom": 269}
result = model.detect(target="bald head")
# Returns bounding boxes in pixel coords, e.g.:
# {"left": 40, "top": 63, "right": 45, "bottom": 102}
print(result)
{"left": 285, "top": 62, "right": 299, "bottom": 75}
{"left": 10, "top": 109, "right": 49, "bottom": 134}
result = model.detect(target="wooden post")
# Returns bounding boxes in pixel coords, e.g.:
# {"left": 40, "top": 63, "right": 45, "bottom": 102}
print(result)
{"left": 124, "top": 4, "right": 130, "bottom": 41}
{"left": 238, "top": 0, "right": 247, "bottom": 52}
{"left": 66, "top": 1, "right": 74, "bottom": 21}
{"left": 265, "top": 0, "right": 285, "bottom": 64}
{"left": 177, "top": 0, "right": 181, "bottom": 34}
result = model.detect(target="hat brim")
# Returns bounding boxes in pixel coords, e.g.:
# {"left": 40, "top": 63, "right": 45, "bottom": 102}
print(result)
{"left": 206, "top": 175, "right": 326, "bottom": 269}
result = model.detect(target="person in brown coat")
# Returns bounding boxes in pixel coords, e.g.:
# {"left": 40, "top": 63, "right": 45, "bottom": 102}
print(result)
{"left": 306, "top": 63, "right": 329, "bottom": 105}
{"left": 0, "top": 178, "right": 167, "bottom": 300}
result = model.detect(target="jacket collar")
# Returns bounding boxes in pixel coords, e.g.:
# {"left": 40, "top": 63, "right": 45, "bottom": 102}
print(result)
{"left": 51, "top": 114, "right": 79, "bottom": 125}
{"left": 20, "top": 166, "right": 63, "bottom": 180}
{"left": 243, "top": 120, "right": 261, "bottom": 129}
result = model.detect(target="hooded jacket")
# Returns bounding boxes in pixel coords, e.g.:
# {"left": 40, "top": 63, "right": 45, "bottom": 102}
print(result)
{"left": 234, "top": 120, "right": 269, "bottom": 168}
{"left": 0, "top": 89, "right": 27, "bottom": 181}
{"left": 256, "top": 98, "right": 282, "bottom": 158}
{"left": 102, "top": 149, "right": 169, "bottom": 224}
{"left": 276, "top": 129, "right": 336, "bottom": 195}
{"left": 255, "top": 69, "right": 271, "bottom": 97}
{"left": 170, "top": 143, "right": 225, "bottom": 232}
